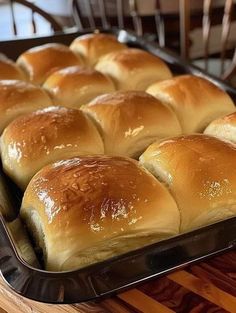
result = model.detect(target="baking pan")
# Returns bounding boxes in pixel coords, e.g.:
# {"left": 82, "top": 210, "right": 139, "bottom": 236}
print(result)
{"left": 0, "top": 28, "right": 236, "bottom": 304}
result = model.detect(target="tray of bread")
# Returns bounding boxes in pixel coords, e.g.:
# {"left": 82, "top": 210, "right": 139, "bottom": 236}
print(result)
{"left": 0, "top": 28, "right": 236, "bottom": 304}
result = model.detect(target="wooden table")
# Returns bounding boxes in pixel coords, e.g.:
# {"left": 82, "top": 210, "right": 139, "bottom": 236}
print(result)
{"left": 0, "top": 250, "right": 236, "bottom": 313}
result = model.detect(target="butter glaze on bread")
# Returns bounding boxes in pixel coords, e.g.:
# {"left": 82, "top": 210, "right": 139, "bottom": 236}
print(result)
{"left": 140, "top": 134, "right": 236, "bottom": 232}
{"left": 95, "top": 48, "right": 172, "bottom": 90}
{"left": 20, "top": 155, "right": 180, "bottom": 271}
{"left": 43, "top": 66, "right": 115, "bottom": 108}
{"left": 0, "top": 80, "right": 53, "bottom": 134}
{"left": 70, "top": 33, "right": 127, "bottom": 67}
{"left": 0, "top": 107, "right": 104, "bottom": 189}
{"left": 204, "top": 112, "right": 236, "bottom": 143}
{"left": 146, "top": 75, "right": 235, "bottom": 133}
{"left": 0, "top": 56, "right": 26, "bottom": 81}
{"left": 17, "top": 43, "right": 82, "bottom": 85}
{"left": 82, "top": 91, "right": 182, "bottom": 158}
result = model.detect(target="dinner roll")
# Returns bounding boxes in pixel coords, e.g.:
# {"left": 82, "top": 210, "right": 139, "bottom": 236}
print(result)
{"left": 0, "top": 80, "right": 53, "bottom": 134}
{"left": 95, "top": 48, "right": 172, "bottom": 90}
{"left": 0, "top": 172, "right": 18, "bottom": 220}
{"left": 20, "top": 155, "right": 180, "bottom": 271}
{"left": 0, "top": 55, "right": 26, "bottom": 81}
{"left": 204, "top": 112, "right": 236, "bottom": 143}
{"left": 7, "top": 218, "right": 39, "bottom": 268}
{"left": 140, "top": 134, "right": 236, "bottom": 232}
{"left": 146, "top": 75, "right": 235, "bottom": 134}
{"left": 0, "top": 107, "right": 104, "bottom": 190}
{"left": 82, "top": 91, "right": 182, "bottom": 158}
{"left": 17, "top": 43, "right": 82, "bottom": 85}
{"left": 43, "top": 66, "right": 115, "bottom": 108}
{"left": 70, "top": 33, "right": 127, "bottom": 67}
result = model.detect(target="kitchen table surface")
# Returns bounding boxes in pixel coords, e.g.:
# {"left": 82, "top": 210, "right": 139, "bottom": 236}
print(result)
{"left": 0, "top": 250, "right": 236, "bottom": 312}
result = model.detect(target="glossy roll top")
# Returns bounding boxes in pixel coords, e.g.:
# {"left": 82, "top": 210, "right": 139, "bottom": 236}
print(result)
{"left": 95, "top": 48, "right": 172, "bottom": 90}
{"left": 70, "top": 33, "right": 127, "bottom": 67}
{"left": 43, "top": 66, "right": 115, "bottom": 108}
{"left": 20, "top": 155, "right": 180, "bottom": 271}
{"left": 140, "top": 134, "right": 236, "bottom": 232}
{"left": 204, "top": 112, "right": 236, "bottom": 143}
{"left": 82, "top": 91, "right": 182, "bottom": 158}
{"left": 0, "top": 55, "right": 26, "bottom": 81}
{"left": 0, "top": 80, "right": 53, "bottom": 134}
{"left": 17, "top": 43, "right": 83, "bottom": 85}
{"left": 146, "top": 75, "right": 235, "bottom": 133}
{"left": 0, "top": 107, "right": 104, "bottom": 190}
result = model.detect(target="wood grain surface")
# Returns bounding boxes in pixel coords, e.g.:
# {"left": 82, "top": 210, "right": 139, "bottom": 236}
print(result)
{"left": 0, "top": 250, "right": 236, "bottom": 313}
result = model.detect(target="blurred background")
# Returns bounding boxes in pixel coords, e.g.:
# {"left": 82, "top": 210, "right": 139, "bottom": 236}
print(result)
{"left": 0, "top": 0, "right": 235, "bottom": 81}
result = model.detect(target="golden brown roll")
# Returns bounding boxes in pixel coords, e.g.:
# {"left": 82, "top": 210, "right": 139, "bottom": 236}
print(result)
{"left": 0, "top": 106, "right": 104, "bottom": 190}
{"left": 95, "top": 48, "right": 172, "bottom": 90}
{"left": 43, "top": 66, "right": 115, "bottom": 108}
{"left": 82, "top": 91, "right": 181, "bottom": 158}
{"left": 140, "top": 134, "right": 236, "bottom": 232}
{"left": 20, "top": 155, "right": 180, "bottom": 271}
{"left": 70, "top": 33, "right": 127, "bottom": 67}
{"left": 204, "top": 112, "right": 236, "bottom": 143}
{"left": 0, "top": 55, "right": 26, "bottom": 81}
{"left": 146, "top": 75, "right": 235, "bottom": 134}
{"left": 7, "top": 218, "right": 39, "bottom": 268}
{"left": 0, "top": 80, "right": 53, "bottom": 134}
{"left": 0, "top": 172, "right": 18, "bottom": 220}
{"left": 17, "top": 43, "right": 82, "bottom": 85}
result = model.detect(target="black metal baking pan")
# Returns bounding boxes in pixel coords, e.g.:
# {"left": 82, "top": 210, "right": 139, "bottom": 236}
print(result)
{"left": 0, "top": 28, "right": 236, "bottom": 304}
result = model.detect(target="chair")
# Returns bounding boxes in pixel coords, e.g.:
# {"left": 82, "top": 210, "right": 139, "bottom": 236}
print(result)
{"left": 1, "top": 0, "right": 63, "bottom": 38}
{"left": 71, "top": 0, "right": 236, "bottom": 84}
{"left": 179, "top": 0, "right": 236, "bottom": 82}
{"left": 71, "top": 0, "right": 165, "bottom": 47}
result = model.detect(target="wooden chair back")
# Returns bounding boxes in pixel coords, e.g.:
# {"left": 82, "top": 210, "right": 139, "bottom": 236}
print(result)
{"left": 179, "top": 0, "right": 236, "bottom": 81}
{"left": 71, "top": 0, "right": 165, "bottom": 47}
{"left": 6, "top": 0, "right": 62, "bottom": 37}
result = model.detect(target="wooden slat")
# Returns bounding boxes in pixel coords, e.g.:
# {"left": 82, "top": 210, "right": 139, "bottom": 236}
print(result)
{"left": 179, "top": 0, "right": 190, "bottom": 59}
{"left": 101, "top": 298, "right": 133, "bottom": 313}
{"left": 74, "top": 302, "right": 112, "bottom": 313}
{"left": 71, "top": 0, "right": 84, "bottom": 30}
{"left": 85, "top": 1, "right": 96, "bottom": 29}
{"left": 168, "top": 270, "right": 236, "bottom": 312}
{"left": 189, "top": 263, "right": 236, "bottom": 297}
{"left": 128, "top": 0, "right": 143, "bottom": 36}
{"left": 9, "top": 0, "right": 17, "bottom": 36}
{"left": 118, "top": 289, "right": 175, "bottom": 313}
{"left": 31, "top": 10, "right": 37, "bottom": 34}
{"left": 209, "top": 250, "right": 236, "bottom": 271}
{"left": 98, "top": 0, "right": 110, "bottom": 29}
{"left": 202, "top": 0, "right": 212, "bottom": 71}
{"left": 116, "top": 0, "right": 124, "bottom": 29}
{"left": 220, "top": 0, "right": 233, "bottom": 74}
{"left": 154, "top": 0, "right": 165, "bottom": 47}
